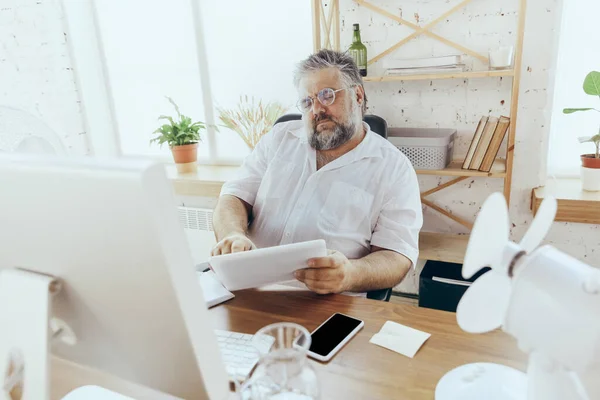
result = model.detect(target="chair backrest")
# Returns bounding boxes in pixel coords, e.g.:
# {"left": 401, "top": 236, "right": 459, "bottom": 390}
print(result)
{"left": 273, "top": 112, "right": 392, "bottom": 302}
{"left": 367, "top": 288, "right": 392, "bottom": 302}
{"left": 273, "top": 113, "right": 302, "bottom": 125}
{"left": 363, "top": 115, "right": 387, "bottom": 139}
{"left": 274, "top": 113, "right": 388, "bottom": 139}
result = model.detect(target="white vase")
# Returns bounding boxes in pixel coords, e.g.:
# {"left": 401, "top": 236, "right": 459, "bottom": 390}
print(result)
{"left": 581, "top": 166, "right": 600, "bottom": 191}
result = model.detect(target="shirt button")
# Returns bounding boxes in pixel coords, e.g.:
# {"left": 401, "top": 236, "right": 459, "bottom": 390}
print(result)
{"left": 285, "top": 232, "right": 291, "bottom": 237}
{"left": 298, "top": 203, "right": 305, "bottom": 208}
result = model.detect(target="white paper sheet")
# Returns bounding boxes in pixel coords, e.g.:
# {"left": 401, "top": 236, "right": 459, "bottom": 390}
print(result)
{"left": 369, "top": 321, "right": 431, "bottom": 358}
{"left": 197, "top": 270, "right": 235, "bottom": 308}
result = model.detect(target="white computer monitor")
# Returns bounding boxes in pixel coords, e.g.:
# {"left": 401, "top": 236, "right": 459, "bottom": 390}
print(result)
{"left": 0, "top": 154, "right": 230, "bottom": 399}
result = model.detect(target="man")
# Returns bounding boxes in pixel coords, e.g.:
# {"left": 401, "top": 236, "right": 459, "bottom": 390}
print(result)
{"left": 211, "top": 49, "right": 422, "bottom": 295}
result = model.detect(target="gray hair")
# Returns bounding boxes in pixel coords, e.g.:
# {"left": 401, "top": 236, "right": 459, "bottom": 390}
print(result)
{"left": 293, "top": 49, "right": 368, "bottom": 115}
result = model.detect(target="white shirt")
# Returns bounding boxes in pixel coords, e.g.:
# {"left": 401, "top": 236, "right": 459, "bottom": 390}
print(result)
{"left": 220, "top": 120, "right": 423, "bottom": 267}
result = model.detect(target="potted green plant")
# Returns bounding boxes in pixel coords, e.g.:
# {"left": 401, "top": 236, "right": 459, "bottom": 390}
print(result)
{"left": 217, "top": 96, "right": 287, "bottom": 150}
{"left": 563, "top": 71, "right": 600, "bottom": 191}
{"left": 150, "top": 97, "right": 206, "bottom": 173}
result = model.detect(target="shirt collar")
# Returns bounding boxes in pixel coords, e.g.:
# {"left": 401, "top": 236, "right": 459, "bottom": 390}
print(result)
{"left": 349, "top": 121, "right": 385, "bottom": 161}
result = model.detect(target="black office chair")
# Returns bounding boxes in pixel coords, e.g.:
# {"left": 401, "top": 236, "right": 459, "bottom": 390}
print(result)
{"left": 364, "top": 115, "right": 388, "bottom": 139}
{"left": 274, "top": 113, "right": 392, "bottom": 302}
{"left": 274, "top": 113, "right": 388, "bottom": 139}
{"left": 274, "top": 113, "right": 303, "bottom": 125}
{"left": 367, "top": 288, "right": 393, "bottom": 302}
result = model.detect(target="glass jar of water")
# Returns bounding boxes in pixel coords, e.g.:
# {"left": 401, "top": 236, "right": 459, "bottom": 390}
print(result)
{"left": 240, "top": 322, "right": 319, "bottom": 399}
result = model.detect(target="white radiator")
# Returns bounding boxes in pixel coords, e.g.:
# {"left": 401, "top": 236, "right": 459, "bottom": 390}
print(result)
{"left": 178, "top": 206, "right": 214, "bottom": 232}
{"left": 178, "top": 207, "right": 216, "bottom": 263}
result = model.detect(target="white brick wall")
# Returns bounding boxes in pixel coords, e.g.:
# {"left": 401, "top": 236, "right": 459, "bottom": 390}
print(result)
{"left": 0, "top": 0, "right": 88, "bottom": 154}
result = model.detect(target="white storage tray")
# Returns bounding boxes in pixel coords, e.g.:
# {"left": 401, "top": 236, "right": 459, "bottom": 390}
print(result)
{"left": 388, "top": 127, "right": 456, "bottom": 170}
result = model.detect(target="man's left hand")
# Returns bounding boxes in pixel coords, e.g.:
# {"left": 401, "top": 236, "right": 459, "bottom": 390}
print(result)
{"left": 294, "top": 250, "right": 355, "bottom": 294}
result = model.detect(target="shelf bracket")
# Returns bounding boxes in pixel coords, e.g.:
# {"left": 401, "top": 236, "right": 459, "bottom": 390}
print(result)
{"left": 421, "top": 177, "right": 474, "bottom": 230}
{"left": 353, "top": 0, "right": 487, "bottom": 64}
{"left": 312, "top": 0, "right": 340, "bottom": 52}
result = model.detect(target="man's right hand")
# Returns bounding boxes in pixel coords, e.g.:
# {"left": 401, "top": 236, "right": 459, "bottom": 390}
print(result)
{"left": 211, "top": 233, "right": 256, "bottom": 256}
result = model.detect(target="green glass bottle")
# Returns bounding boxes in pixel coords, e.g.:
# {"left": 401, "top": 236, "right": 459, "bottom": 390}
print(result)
{"left": 348, "top": 23, "right": 367, "bottom": 77}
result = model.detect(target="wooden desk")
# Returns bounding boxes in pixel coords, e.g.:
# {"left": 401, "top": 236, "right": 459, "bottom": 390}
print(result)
{"left": 213, "top": 288, "right": 526, "bottom": 399}
{"left": 52, "top": 289, "right": 526, "bottom": 399}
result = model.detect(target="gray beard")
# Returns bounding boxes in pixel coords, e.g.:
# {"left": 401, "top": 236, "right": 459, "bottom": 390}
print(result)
{"left": 309, "top": 120, "right": 357, "bottom": 151}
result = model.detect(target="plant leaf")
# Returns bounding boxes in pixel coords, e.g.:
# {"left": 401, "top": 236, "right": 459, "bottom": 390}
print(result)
{"left": 149, "top": 97, "right": 206, "bottom": 147}
{"left": 578, "top": 134, "right": 600, "bottom": 143}
{"left": 166, "top": 96, "right": 182, "bottom": 118}
{"left": 158, "top": 115, "right": 175, "bottom": 125}
{"left": 583, "top": 71, "right": 600, "bottom": 95}
{"left": 563, "top": 108, "right": 595, "bottom": 114}
{"left": 215, "top": 96, "right": 289, "bottom": 149}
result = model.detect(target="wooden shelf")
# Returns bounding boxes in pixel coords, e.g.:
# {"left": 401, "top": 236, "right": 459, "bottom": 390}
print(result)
{"left": 416, "top": 159, "right": 507, "bottom": 178}
{"left": 532, "top": 178, "right": 600, "bottom": 224}
{"left": 364, "top": 69, "right": 515, "bottom": 82}
{"left": 419, "top": 232, "right": 470, "bottom": 264}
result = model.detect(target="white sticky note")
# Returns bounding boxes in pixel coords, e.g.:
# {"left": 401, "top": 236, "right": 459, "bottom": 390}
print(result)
{"left": 369, "top": 321, "right": 431, "bottom": 358}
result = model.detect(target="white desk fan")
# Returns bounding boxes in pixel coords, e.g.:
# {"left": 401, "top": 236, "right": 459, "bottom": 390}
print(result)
{"left": 436, "top": 192, "right": 600, "bottom": 400}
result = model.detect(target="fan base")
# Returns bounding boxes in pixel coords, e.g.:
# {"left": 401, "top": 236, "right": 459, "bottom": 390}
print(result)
{"left": 435, "top": 362, "right": 527, "bottom": 400}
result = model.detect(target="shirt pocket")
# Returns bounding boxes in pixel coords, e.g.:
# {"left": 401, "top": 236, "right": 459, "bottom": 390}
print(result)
{"left": 319, "top": 181, "right": 374, "bottom": 233}
{"left": 258, "top": 157, "right": 297, "bottom": 200}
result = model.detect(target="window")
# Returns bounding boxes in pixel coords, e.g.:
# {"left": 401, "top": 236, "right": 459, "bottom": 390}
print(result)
{"left": 93, "top": 0, "right": 207, "bottom": 160}
{"left": 201, "top": 0, "right": 312, "bottom": 164}
{"left": 547, "top": 0, "right": 600, "bottom": 177}
{"left": 66, "top": 0, "right": 312, "bottom": 164}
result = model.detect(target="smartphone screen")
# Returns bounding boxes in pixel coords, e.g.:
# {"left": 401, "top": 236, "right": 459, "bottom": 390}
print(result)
{"left": 308, "top": 313, "right": 363, "bottom": 357}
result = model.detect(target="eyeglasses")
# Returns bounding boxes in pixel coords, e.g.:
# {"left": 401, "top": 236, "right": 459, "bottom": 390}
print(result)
{"left": 296, "top": 87, "right": 354, "bottom": 113}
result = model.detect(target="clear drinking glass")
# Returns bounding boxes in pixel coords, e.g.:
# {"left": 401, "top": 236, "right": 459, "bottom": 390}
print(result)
{"left": 488, "top": 46, "right": 514, "bottom": 70}
{"left": 239, "top": 322, "right": 320, "bottom": 400}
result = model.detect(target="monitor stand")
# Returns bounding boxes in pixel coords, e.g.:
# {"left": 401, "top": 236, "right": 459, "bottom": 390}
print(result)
{"left": 0, "top": 268, "right": 61, "bottom": 399}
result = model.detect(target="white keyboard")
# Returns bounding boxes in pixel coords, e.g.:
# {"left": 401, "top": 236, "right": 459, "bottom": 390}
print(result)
{"left": 215, "top": 329, "right": 274, "bottom": 380}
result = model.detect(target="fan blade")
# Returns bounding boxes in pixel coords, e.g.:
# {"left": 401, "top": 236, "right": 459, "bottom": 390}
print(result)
{"left": 457, "top": 270, "right": 511, "bottom": 333}
{"left": 519, "top": 196, "right": 557, "bottom": 253}
{"left": 463, "top": 192, "right": 510, "bottom": 279}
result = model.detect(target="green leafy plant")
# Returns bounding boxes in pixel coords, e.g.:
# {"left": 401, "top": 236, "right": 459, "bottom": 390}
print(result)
{"left": 150, "top": 97, "right": 205, "bottom": 148}
{"left": 217, "top": 96, "right": 287, "bottom": 149}
{"left": 563, "top": 71, "right": 600, "bottom": 159}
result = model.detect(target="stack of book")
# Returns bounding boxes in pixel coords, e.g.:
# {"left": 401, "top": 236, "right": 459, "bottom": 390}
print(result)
{"left": 462, "top": 115, "right": 511, "bottom": 172}
{"left": 383, "top": 55, "right": 465, "bottom": 75}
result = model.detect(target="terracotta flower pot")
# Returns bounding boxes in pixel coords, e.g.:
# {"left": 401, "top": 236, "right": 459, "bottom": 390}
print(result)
{"left": 171, "top": 143, "right": 198, "bottom": 163}
{"left": 581, "top": 154, "right": 600, "bottom": 169}
{"left": 171, "top": 143, "right": 198, "bottom": 174}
